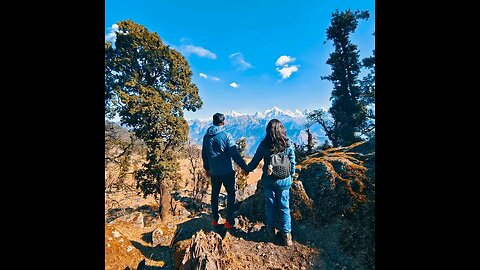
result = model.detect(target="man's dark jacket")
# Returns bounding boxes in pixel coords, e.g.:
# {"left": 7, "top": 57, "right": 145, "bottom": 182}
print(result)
{"left": 202, "top": 125, "right": 247, "bottom": 175}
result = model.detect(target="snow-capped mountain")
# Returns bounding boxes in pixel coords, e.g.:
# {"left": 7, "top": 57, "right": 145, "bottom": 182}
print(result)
{"left": 225, "top": 110, "right": 247, "bottom": 117}
{"left": 188, "top": 107, "right": 328, "bottom": 156}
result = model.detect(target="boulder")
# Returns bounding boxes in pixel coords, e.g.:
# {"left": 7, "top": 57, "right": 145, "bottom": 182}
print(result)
{"left": 179, "top": 230, "right": 228, "bottom": 270}
{"left": 236, "top": 180, "right": 265, "bottom": 221}
{"left": 109, "top": 212, "right": 145, "bottom": 228}
{"left": 105, "top": 223, "right": 144, "bottom": 270}
{"left": 173, "top": 238, "right": 192, "bottom": 269}
{"left": 235, "top": 182, "right": 258, "bottom": 203}
{"left": 151, "top": 223, "right": 177, "bottom": 247}
{"left": 290, "top": 180, "right": 315, "bottom": 222}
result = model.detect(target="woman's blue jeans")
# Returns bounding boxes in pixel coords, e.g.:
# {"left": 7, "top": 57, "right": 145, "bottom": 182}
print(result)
{"left": 263, "top": 186, "right": 291, "bottom": 233}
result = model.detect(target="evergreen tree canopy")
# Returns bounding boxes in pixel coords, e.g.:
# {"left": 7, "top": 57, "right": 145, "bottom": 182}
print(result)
{"left": 360, "top": 48, "right": 375, "bottom": 136}
{"left": 105, "top": 20, "right": 202, "bottom": 218}
{"left": 321, "top": 10, "right": 370, "bottom": 146}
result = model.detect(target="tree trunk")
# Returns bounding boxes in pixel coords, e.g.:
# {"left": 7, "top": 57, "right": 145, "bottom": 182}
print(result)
{"left": 158, "top": 183, "right": 172, "bottom": 220}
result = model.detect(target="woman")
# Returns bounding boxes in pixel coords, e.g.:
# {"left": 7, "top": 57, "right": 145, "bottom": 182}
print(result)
{"left": 246, "top": 119, "right": 295, "bottom": 246}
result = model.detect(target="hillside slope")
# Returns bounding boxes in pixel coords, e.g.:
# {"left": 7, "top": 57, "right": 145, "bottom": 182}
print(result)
{"left": 105, "top": 141, "right": 375, "bottom": 269}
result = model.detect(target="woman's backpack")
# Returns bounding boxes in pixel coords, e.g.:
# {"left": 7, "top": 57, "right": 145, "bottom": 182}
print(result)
{"left": 267, "top": 148, "right": 291, "bottom": 179}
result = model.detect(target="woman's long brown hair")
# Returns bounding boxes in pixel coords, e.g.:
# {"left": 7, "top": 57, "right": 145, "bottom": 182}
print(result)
{"left": 262, "top": 119, "right": 289, "bottom": 153}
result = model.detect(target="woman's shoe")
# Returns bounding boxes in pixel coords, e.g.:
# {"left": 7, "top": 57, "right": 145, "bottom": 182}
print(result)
{"left": 283, "top": 232, "right": 293, "bottom": 246}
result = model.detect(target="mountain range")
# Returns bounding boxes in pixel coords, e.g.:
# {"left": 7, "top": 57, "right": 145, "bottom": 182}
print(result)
{"left": 188, "top": 106, "right": 328, "bottom": 156}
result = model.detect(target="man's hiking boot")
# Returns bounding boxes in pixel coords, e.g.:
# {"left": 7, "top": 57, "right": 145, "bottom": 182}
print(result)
{"left": 283, "top": 232, "right": 293, "bottom": 246}
{"left": 266, "top": 226, "right": 276, "bottom": 239}
{"left": 211, "top": 220, "right": 218, "bottom": 227}
{"left": 224, "top": 220, "right": 234, "bottom": 229}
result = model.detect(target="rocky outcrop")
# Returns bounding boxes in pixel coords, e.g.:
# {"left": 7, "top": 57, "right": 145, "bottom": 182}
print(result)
{"left": 179, "top": 230, "right": 228, "bottom": 270}
{"left": 235, "top": 180, "right": 265, "bottom": 222}
{"left": 290, "top": 179, "right": 315, "bottom": 221}
{"left": 151, "top": 223, "right": 177, "bottom": 247}
{"left": 105, "top": 223, "right": 144, "bottom": 270}
{"left": 235, "top": 182, "right": 258, "bottom": 203}
{"left": 295, "top": 141, "right": 374, "bottom": 225}
{"left": 174, "top": 238, "right": 192, "bottom": 269}
{"left": 295, "top": 141, "right": 375, "bottom": 269}
{"left": 109, "top": 212, "right": 145, "bottom": 228}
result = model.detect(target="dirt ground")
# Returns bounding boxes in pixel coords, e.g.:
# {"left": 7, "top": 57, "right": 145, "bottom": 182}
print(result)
{"left": 105, "top": 158, "right": 364, "bottom": 270}
{"left": 105, "top": 190, "right": 325, "bottom": 270}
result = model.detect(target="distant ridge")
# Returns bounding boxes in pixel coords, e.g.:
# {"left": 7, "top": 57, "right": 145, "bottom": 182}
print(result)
{"left": 188, "top": 107, "right": 328, "bottom": 156}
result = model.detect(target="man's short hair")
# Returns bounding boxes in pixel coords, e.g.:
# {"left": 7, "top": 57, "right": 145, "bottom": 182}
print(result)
{"left": 213, "top": 113, "right": 225, "bottom": 126}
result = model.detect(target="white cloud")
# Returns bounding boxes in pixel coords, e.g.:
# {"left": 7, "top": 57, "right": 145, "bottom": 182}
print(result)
{"left": 275, "top": 55, "right": 299, "bottom": 80}
{"left": 230, "top": 82, "right": 240, "bottom": 88}
{"left": 275, "top": 55, "right": 296, "bottom": 66}
{"left": 229, "top": 52, "right": 253, "bottom": 70}
{"left": 105, "top": 24, "right": 119, "bottom": 43}
{"left": 180, "top": 45, "right": 217, "bottom": 59}
{"left": 276, "top": 65, "right": 300, "bottom": 80}
{"left": 199, "top": 72, "right": 220, "bottom": 81}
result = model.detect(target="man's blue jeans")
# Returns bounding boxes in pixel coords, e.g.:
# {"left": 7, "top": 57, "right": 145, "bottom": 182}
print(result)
{"left": 263, "top": 186, "right": 291, "bottom": 233}
{"left": 211, "top": 173, "right": 236, "bottom": 225}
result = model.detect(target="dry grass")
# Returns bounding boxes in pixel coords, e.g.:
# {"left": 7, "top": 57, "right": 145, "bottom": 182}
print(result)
{"left": 299, "top": 141, "right": 370, "bottom": 203}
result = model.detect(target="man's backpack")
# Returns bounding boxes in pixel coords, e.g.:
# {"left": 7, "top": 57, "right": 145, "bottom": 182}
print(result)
{"left": 267, "top": 148, "right": 291, "bottom": 179}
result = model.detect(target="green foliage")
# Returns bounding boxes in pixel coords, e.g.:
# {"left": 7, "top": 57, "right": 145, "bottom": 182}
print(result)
{"left": 361, "top": 50, "right": 375, "bottom": 105}
{"left": 319, "top": 139, "right": 333, "bottom": 151}
{"left": 360, "top": 49, "right": 375, "bottom": 139}
{"left": 235, "top": 138, "right": 248, "bottom": 189}
{"left": 104, "top": 20, "right": 202, "bottom": 219}
{"left": 318, "top": 14, "right": 375, "bottom": 265}
{"left": 105, "top": 43, "right": 116, "bottom": 119}
{"left": 320, "top": 10, "right": 370, "bottom": 147}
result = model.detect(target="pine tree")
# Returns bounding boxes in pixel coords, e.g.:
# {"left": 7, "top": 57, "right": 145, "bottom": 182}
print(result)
{"left": 320, "top": 10, "right": 370, "bottom": 146}
{"left": 360, "top": 48, "right": 375, "bottom": 138}
{"left": 105, "top": 20, "right": 202, "bottom": 219}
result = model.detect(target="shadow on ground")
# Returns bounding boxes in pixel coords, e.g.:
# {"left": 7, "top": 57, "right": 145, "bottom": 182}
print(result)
{"left": 172, "top": 193, "right": 212, "bottom": 217}
{"left": 130, "top": 240, "right": 173, "bottom": 269}
{"left": 106, "top": 204, "right": 160, "bottom": 227}
{"left": 173, "top": 213, "right": 223, "bottom": 242}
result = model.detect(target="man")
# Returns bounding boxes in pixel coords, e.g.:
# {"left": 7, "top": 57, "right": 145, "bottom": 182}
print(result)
{"left": 202, "top": 113, "right": 248, "bottom": 229}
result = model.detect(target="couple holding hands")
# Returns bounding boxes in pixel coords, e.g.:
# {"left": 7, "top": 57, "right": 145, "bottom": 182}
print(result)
{"left": 202, "top": 112, "right": 295, "bottom": 246}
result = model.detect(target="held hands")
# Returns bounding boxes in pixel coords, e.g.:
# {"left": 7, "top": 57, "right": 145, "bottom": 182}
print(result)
{"left": 267, "top": 164, "right": 273, "bottom": 176}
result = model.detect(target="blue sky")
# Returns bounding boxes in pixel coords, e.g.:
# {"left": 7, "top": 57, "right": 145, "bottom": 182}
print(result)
{"left": 105, "top": 0, "right": 375, "bottom": 120}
